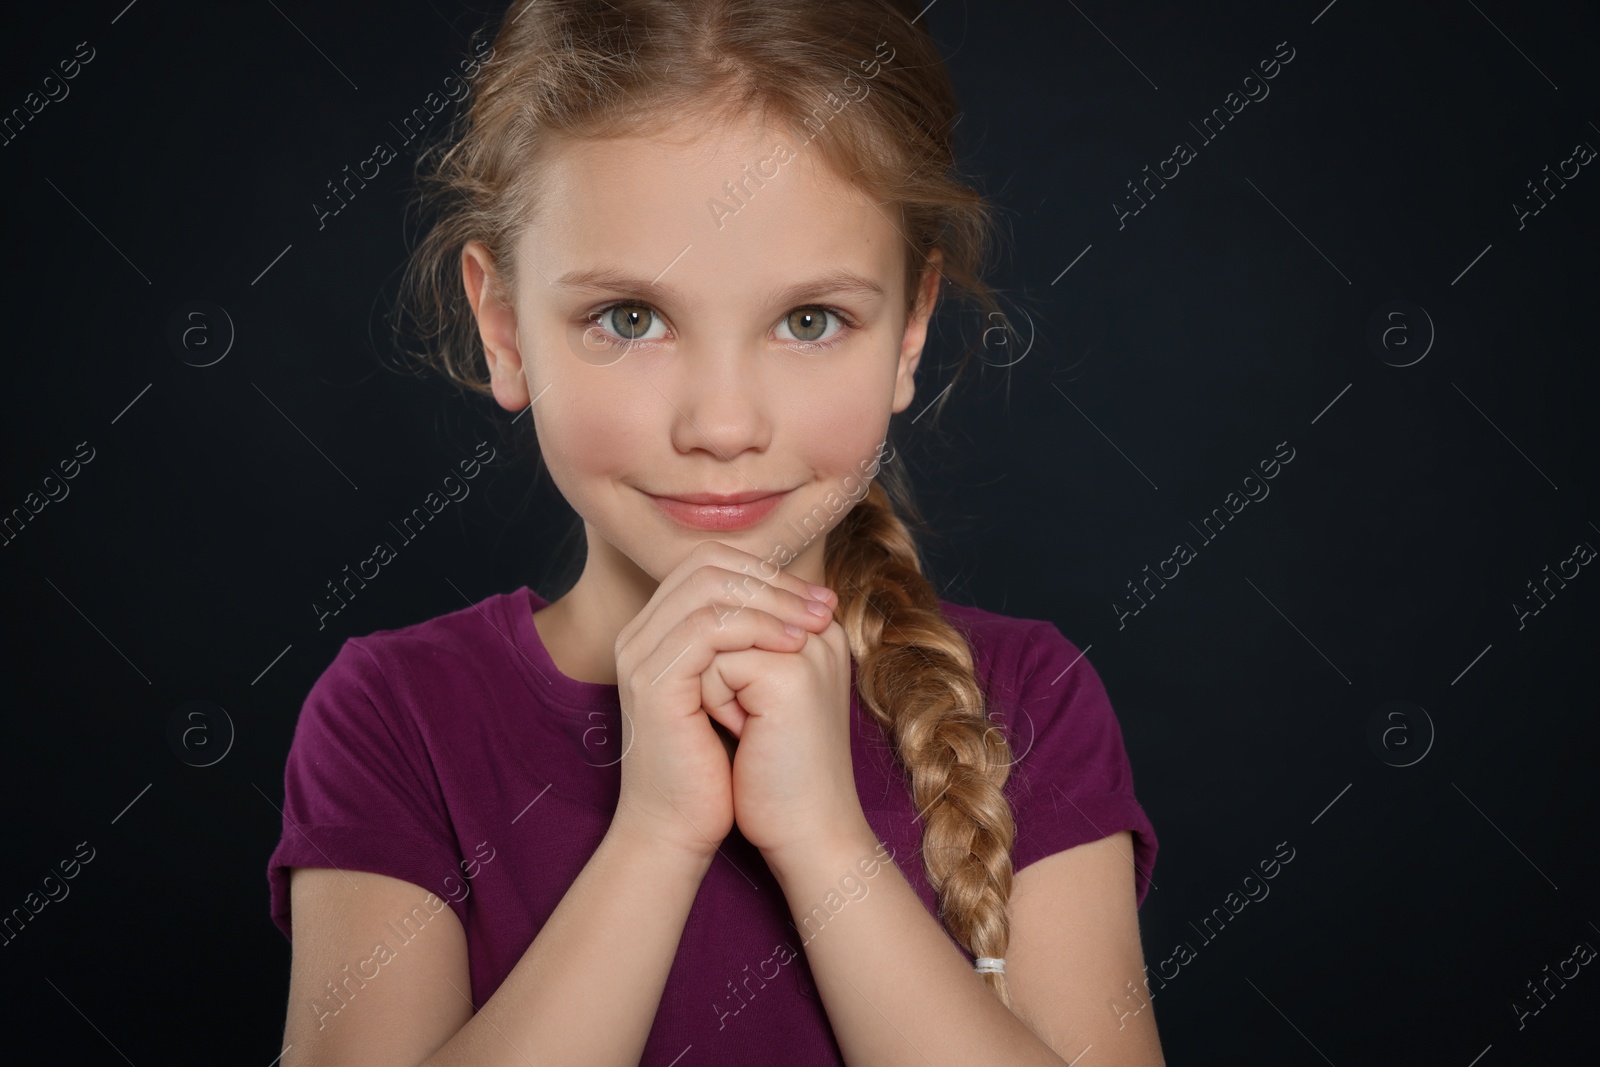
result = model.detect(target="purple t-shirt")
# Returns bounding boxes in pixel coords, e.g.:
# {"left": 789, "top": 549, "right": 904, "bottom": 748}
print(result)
{"left": 267, "top": 585, "right": 1157, "bottom": 1061}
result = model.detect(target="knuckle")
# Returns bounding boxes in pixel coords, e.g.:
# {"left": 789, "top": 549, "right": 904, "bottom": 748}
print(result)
{"left": 690, "top": 603, "right": 720, "bottom": 635}
{"left": 693, "top": 540, "right": 735, "bottom": 567}
{"left": 691, "top": 564, "right": 725, "bottom": 596}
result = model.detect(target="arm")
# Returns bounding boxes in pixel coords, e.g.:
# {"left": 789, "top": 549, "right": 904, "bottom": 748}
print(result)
{"left": 281, "top": 821, "right": 715, "bottom": 1066}
{"left": 1005, "top": 832, "right": 1166, "bottom": 1065}
{"left": 764, "top": 824, "right": 1164, "bottom": 1066}
{"left": 763, "top": 817, "right": 1072, "bottom": 1067}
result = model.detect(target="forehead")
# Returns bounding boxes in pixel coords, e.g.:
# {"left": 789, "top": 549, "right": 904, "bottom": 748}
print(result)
{"left": 519, "top": 112, "right": 904, "bottom": 304}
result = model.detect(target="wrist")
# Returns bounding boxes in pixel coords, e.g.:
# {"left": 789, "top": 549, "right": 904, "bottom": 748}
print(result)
{"left": 758, "top": 814, "right": 880, "bottom": 886}
{"left": 603, "top": 816, "right": 719, "bottom": 874}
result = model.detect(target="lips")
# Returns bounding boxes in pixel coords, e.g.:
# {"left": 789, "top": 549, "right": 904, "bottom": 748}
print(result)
{"left": 647, "top": 488, "right": 791, "bottom": 531}
{"left": 656, "top": 489, "right": 784, "bottom": 505}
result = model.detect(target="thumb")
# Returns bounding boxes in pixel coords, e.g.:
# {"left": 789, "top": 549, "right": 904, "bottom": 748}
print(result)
{"left": 700, "top": 647, "right": 768, "bottom": 738}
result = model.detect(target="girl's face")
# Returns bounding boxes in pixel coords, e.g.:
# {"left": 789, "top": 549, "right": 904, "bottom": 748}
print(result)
{"left": 465, "top": 110, "right": 939, "bottom": 587}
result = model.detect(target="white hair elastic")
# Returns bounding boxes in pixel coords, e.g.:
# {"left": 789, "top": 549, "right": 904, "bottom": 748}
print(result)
{"left": 974, "top": 957, "right": 1005, "bottom": 974}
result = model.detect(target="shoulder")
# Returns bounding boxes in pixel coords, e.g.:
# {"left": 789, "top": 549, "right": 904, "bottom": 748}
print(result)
{"left": 327, "top": 587, "right": 523, "bottom": 697}
{"left": 295, "top": 587, "right": 527, "bottom": 747}
{"left": 936, "top": 599, "right": 1097, "bottom": 707}
{"left": 940, "top": 600, "right": 1158, "bottom": 900}
{"left": 341, "top": 586, "right": 522, "bottom": 667}
{"left": 936, "top": 597, "right": 1127, "bottom": 793}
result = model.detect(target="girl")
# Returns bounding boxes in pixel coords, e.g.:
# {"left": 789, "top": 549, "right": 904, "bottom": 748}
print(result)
{"left": 268, "top": 1, "right": 1163, "bottom": 1063}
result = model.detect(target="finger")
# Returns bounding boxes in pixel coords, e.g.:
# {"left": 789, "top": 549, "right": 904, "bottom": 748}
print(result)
{"left": 701, "top": 645, "right": 798, "bottom": 728}
{"left": 671, "top": 540, "right": 831, "bottom": 625}
{"left": 633, "top": 601, "right": 807, "bottom": 713}
{"left": 703, "top": 691, "right": 750, "bottom": 739}
{"left": 624, "top": 553, "right": 833, "bottom": 666}
{"left": 685, "top": 538, "right": 834, "bottom": 604}
{"left": 635, "top": 541, "right": 830, "bottom": 636}
{"left": 699, "top": 565, "right": 833, "bottom": 639}
{"left": 700, "top": 646, "right": 768, "bottom": 735}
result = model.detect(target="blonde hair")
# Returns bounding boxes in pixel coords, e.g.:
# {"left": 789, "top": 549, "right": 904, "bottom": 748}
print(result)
{"left": 391, "top": 0, "right": 1025, "bottom": 1007}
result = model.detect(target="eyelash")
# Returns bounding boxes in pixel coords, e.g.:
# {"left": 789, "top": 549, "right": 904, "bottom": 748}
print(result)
{"left": 583, "top": 301, "right": 859, "bottom": 352}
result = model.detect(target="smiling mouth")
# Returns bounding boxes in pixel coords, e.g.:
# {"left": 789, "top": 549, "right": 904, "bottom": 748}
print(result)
{"left": 645, "top": 488, "right": 792, "bottom": 531}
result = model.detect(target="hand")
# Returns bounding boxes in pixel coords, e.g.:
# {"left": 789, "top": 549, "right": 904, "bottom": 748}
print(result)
{"left": 609, "top": 541, "right": 838, "bottom": 861}
{"left": 700, "top": 615, "right": 869, "bottom": 861}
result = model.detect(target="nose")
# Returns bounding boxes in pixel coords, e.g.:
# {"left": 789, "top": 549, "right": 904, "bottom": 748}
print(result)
{"left": 666, "top": 343, "right": 772, "bottom": 460}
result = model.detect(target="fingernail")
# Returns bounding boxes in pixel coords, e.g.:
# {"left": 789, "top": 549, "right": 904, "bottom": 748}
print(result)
{"left": 784, "top": 623, "right": 805, "bottom": 637}
{"left": 805, "top": 599, "right": 830, "bottom": 617}
{"left": 805, "top": 583, "right": 834, "bottom": 601}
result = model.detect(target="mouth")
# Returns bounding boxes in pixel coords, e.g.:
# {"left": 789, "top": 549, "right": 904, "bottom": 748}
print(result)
{"left": 645, "top": 488, "right": 792, "bottom": 531}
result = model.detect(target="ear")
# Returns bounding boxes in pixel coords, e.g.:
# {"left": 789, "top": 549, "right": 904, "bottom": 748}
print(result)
{"left": 891, "top": 248, "right": 943, "bottom": 415}
{"left": 462, "top": 240, "right": 531, "bottom": 412}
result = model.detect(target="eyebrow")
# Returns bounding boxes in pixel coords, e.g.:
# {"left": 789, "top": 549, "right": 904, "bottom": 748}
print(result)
{"left": 550, "top": 266, "right": 888, "bottom": 308}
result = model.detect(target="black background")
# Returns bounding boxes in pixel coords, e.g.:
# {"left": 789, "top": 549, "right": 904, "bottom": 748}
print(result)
{"left": 2, "top": 1, "right": 1596, "bottom": 1063}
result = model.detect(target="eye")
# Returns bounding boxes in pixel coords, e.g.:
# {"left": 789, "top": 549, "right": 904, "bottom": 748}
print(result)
{"left": 582, "top": 301, "right": 857, "bottom": 350}
{"left": 587, "top": 303, "right": 668, "bottom": 345}
{"left": 776, "top": 306, "right": 850, "bottom": 347}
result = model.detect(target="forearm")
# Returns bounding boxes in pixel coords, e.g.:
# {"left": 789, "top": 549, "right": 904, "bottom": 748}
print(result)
{"left": 766, "top": 822, "right": 1069, "bottom": 1067}
{"left": 423, "top": 822, "right": 713, "bottom": 1067}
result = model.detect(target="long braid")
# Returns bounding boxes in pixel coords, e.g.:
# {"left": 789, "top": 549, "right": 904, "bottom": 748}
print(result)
{"left": 825, "top": 470, "right": 1018, "bottom": 1007}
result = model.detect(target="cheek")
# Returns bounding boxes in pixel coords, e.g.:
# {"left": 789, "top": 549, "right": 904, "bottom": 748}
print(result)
{"left": 532, "top": 368, "right": 652, "bottom": 491}
{"left": 795, "top": 349, "right": 898, "bottom": 469}
{"left": 808, "top": 403, "right": 885, "bottom": 473}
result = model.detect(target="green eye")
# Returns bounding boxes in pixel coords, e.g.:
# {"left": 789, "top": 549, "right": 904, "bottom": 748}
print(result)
{"left": 779, "top": 306, "right": 848, "bottom": 346}
{"left": 786, "top": 308, "right": 828, "bottom": 342}
{"left": 606, "top": 304, "right": 655, "bottom": 341}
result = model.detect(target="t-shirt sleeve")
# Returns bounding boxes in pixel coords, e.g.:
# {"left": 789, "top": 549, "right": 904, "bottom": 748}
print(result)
{"left": 265, "top": 637, "right": 464, "bottom": 940}
{"left": 992, "top": 620, "right": 1158, "bottom": 909}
